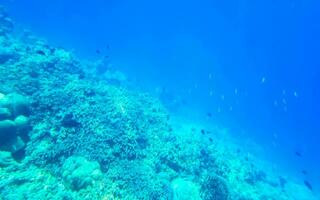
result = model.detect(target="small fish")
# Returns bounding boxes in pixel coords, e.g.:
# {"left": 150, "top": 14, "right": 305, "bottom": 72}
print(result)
{"left": 201, "top": 129, "right": 206, "bottom": 135}
{"left": 295, "top": 151, "right": 302, "bottom": 157}
{"left": 50, "top": 48, "right": 56, "bottom": 54}
{"left": 304, "top": 180, "right": 313, "bottom": 191}
{"left": 279, "top": 176, "right": 287, "bottom": 188}
{"left": 282, "top": 98, "right": 287, "bottom": 105}
{"left": 96, "top": 49, "right": 101, "bottom": 54}
{"left": 36, "top": 50, "right": 46, "bottom": 55}
{"left": 207, "top": 112, "right": 213, "bottom": 117}
{"left": 301, "top": 170, "right": 308, "bottom": 175}
{"left": 282, "top": 89, "right": 286, "bottom": 95}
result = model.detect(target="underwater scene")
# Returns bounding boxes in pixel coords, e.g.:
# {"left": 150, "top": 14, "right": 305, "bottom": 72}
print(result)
{"left": 0, "top": 0, "right": 319, "bottom": 199}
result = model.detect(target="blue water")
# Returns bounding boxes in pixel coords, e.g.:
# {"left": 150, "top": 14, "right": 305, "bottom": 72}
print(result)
{"left": 2, "top": 0, "right": 320, "bottom": 191}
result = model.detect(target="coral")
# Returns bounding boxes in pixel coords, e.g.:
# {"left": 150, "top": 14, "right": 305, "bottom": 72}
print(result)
{"left": 200, "top": 174, "right": 230, "bottom": 200}
{"left": 104, "top": 70, "right": 127, "bottom": 85}
{"left": 0, "top": 93, "right": 30, "bottom": 116}
{"left": 0, "top": 120, "right": 16, "bottom": 138}
{"left": 171, "top": 178, "right": 201, "bottom": 200}
{"left": 0, "top": 48, "right": 17, "bottom": 64}
{"left": 0, "top": 150, "right": 16, "bottom": 167}
{"left": 104, "top": 160, "right": 172, "bottom": 199}
{"left": 244, "top": 169, "right": 267, "bottom": 185}
{"left": 62, "top": 156, "right": 102, "bottom": 191}
{"left": 0, "top": 165, "right": 78, "bottom": 200}
{"left": 0, "top": 107, "right": 11, "bottom": 120}
{"left": 0, "top": 92, "right": 30, "bottom": 156}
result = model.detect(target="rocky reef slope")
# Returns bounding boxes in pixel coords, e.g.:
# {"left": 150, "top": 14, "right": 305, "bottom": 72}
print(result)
{"left": 0, "top": 6, "right": 317, "bottom": 200}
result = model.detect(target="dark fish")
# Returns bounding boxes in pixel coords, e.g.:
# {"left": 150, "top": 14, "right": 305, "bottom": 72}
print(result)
{"left": 36, "top": 50, "right": 46, "bottom": 56}
{"left": 209, "top": 138, "right": 213, "bottom": 142}
{"left": 301, "top": 170, "right": 308, "bottom": 175}
{"left": 96, "top": 49, "right": 101, "bottom": 54}
{"left": 304, "top": 180, "right": 313, "bottom": 191}
{"left": 279, "top": 176, "right": 287, "bottom": 189}
{"left": 201, "top": 129, "right": 206, "bottom": 135}
{"left": 295, "top": 151, "right": 302, "bottom": 157}
{"left": 207, "top": 112, "right": 213, "bottom": 117}
{"left": 50, "top": 48, "right": 56, "bottom": 54}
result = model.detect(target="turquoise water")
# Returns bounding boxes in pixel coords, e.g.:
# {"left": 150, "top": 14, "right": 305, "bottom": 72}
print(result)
{"left": 0, "top": 0, "right": 319, "bottom": 199}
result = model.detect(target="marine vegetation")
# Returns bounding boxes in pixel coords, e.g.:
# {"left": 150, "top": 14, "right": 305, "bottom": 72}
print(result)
{"left": 0, "top": 6, "right": 318, "bottom": 200}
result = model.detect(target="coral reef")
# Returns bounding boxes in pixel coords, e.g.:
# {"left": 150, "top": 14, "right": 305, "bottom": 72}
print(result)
{"left": 0, "top": 5, "right": 318, "bottom": 200}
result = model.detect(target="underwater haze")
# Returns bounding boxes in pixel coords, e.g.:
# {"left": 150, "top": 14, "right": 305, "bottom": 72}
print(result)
{"left": 1, "top": 0, "right": 320, "bottom": 199}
